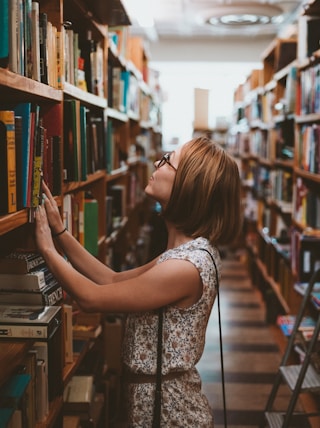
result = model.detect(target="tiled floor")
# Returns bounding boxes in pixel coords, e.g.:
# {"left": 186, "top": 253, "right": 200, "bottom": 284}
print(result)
{"left": 196, "top": 251, "right": 292, "bottom": 428}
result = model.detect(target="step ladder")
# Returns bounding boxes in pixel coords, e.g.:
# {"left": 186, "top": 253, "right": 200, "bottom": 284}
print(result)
{"left": 262, "top": 269, "right": 320, "bottom": 428}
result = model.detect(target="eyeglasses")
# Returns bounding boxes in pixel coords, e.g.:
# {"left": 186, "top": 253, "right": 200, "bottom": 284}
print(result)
{"left": 157, "top": 153, "right": 177, "bottom": 171}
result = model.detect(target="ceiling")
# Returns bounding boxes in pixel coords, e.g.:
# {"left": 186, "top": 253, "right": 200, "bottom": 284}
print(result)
{"left": 125, "top": 0, "right": 304, "bottom": 42}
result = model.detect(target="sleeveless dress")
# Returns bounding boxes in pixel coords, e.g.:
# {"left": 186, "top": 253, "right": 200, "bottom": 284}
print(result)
{"left": 122, "top": 237, "right": 220, "bottom": 427}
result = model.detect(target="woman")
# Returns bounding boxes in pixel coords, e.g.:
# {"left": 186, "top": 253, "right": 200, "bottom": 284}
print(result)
{"left": 35, "top": 136, "right": 242, "bottom": 427}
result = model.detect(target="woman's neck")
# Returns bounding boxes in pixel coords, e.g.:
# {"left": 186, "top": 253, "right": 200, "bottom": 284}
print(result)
{"left": 165, "top": 222, "right": 193, "bottom": 250}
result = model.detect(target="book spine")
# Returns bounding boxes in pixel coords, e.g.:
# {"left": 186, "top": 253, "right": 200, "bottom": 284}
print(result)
{"left": 31, "top": 124, "right": 44, "bottom": 208}
{"left": 0, "top": 0, "right": 9, "bottom": 68}
{"left": 8, "top": 0, "right": 18, "bottom": 73}
{"left": 0, "top": 324, "right": 48, "bottom": 338}
{"left": 0, "top": 110, "right": 17, "bottom": 214}
{"left": 14, "top": 103, "right": 31, "bottom": 208}
{"left": 0, "top": 270, "right": 46, "bottom": 291}
{"left": 31, "top": 1, "right": 40, "bottom": 81}
{"left": 23, "top": 0, "right": 32, "bottom": 78}
{"left": 39, "top": 12, "right": 48, "bottom": 84}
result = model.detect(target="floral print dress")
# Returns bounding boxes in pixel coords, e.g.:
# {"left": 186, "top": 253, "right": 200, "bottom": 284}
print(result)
{"left": 122, "top": 237, "right": 220, "bottom": 427}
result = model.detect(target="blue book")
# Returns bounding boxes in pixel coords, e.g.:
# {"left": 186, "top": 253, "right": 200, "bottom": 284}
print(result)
{"left": 121, "top": 70, "right": 130, "bottom": 113}
{"left": 0, "top": 408, "right": 15, "bottom": 428}
{"left": 80, "top": 105, "right": 87, "bottom": 181}
{"left": 14, "top": 103, "right": 32, "bottom": 208}
{"left": 0, "top": 0, "right": 9, "bottom": 68}
{"left": 0, "top": 373, "right": 31, "bottom": 407}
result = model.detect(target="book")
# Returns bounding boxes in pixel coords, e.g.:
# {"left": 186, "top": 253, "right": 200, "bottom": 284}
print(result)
{"left": 63, "top": 99, "right": 81, "bottom": 181}
{"left": 72, "top": 323, "right": 102, "bottom": 340}
{"left": 39, "top": 12, "right": 48, "bottom": 84}
{"left": 80, "top": 105, "right": 88, "bottom": 181}
{"left": 294, "top": 281, "right": 320, "bottom": 296}
{"left": 31, "top": 1, "right": 40, "bottom": 81}
{"left": 23, "top": 0, "right": 32, "bottom": 79}
{"left": 84, "top": 197, "right": 99, "bottom": 256}
{"left": 0, "top": 250, "right": 45, "bottom": 274}
{"left": 0, "top": 281, "right": 63, "bottom": 306}
{"left": 0, "top": 408, "right": 15, "bottom": 428}
{"left": 277, "top": 314, "right": 316, "bottom": 337}
{"left": 41, "top": 103, "right": 62, "bottom": 195}
{"left": 0, "top": 305, "right": 61, "bottom": 339}
{"left": 0, "top": 270, "right": 48, "bottom": 292}
{"left": 0, "top": 0, "right": 9, "bottom": 68}
{"left": 14, "top": 103, "right": 32, "bottom": 208}
{"left": 33, "top": 327, "right": 63, "bottom": 403}
{"left": 8, "top": 0, "right": 19, "bottom": 74}
{"left": 19, "top": 349, "right": 37, "bottom": 427}
{"left": 14, "top": 115, "right": 23, "bottom": 210}
{"left": 35, "top": 358, "right": 48, "bottom": 421}
{"left": 31, "top": 122, "right": 44, "bottom": 208}
{"left": 63, "top": 375, "right": 94, "bottom": 413}
{"left": 0, "top": 373, "right": 31, "bottom": 427}
{"left": 62, "top": 304, "right": 73, "bottom": 364}
{"left": 0, "top": 110, "right": 17, "bottom": 214}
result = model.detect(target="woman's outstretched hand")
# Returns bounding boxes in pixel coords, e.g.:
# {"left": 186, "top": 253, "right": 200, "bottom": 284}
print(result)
{"left": 41, "top": 181, "right": 65, "bottom": 235}
{"left": 34, "top": 204, "right": 56, "bottom": 254}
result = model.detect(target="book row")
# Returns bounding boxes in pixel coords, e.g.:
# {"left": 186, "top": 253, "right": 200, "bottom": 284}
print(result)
{"left": 293, "top": 177, "right": 320, "bottom": 230}
{"left": 0, "top": 103, "right": 61, "bottom": 215}
{"left": 0, "top": 0, "right": 104, "bottom": 95}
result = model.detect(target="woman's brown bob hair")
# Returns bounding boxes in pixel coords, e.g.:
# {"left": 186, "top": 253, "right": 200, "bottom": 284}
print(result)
{"left": 162, "top": 136, "right": 242, "bottom": 246}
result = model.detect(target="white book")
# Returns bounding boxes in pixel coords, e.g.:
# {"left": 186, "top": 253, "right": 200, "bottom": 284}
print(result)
{"left": 0, "top": 270, "right": 46, "bottom": 291}
{"left": 31, "top": 2, "right": 40, "bottom": 81}
{"left": 8, "top": 0, "right": 18, "bottom": 73}
{"left": 0, "top": 305, "right": 61, "bottom": 339}
{"left": 35, "top": 358, "right": 49, "bottom": 422}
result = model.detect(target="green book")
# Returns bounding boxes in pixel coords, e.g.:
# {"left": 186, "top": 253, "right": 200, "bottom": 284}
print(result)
{"left": 84, "top": 198, "right": 99, "bottom": 256}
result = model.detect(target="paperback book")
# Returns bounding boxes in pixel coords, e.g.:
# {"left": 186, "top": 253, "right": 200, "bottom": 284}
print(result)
{"left": 277, "top": 314, "right": 316, "bottom": 337}
{"left": 0, "top": 305, "right": 61, "bottom": 339}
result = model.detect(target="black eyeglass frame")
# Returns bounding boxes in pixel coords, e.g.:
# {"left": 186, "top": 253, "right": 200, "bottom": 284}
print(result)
{"left": 157, "top": 153, "right": 177, "bottom": 171}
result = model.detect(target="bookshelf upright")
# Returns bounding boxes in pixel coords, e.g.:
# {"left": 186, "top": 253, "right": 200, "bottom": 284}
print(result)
{"left": 0, "top": 0, "right": 162, "bottom": 426}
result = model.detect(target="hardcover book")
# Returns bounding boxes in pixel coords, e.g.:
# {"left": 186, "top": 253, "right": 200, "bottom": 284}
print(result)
{"left": 0, "top": 305, "right": 62, "bottom": 339}
{"left": 63, "top": 375, "right": 94, "bottom": 413}
{"left": 0, "top": 0, "right": 9, "bottom": 68}
{"left": 0, "top": 270, "right": 47, "bottom": 292}
{"left": 0, "top": 281, "right": 63, "bottom": 306}
{"left": 0, "top": 110, "right": 17, "bottom": 214}
{"left": 0, "top": 250, "right": 45, "bottom": 274}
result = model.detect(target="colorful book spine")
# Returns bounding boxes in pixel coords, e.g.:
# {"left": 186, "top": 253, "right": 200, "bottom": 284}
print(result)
{"left": 0, "top": 250, "right": 45, "bottom": 274}
{"left": 0, "top": 270, "right": 47, "bottom": 291}
{"left": 0, "top": 110, "right": 17, "bottom": 214}
{"left": 0, "top": 0, "right": 9, "bottom": 68}
{"left": 14, "top": 103, "right": 31, "bottom": 208}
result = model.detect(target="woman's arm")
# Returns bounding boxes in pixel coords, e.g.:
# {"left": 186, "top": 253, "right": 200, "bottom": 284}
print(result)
{"left": 42, "top": 182, "right": 159, "bottom": 283}
{"left": 35, "top": 205, "right": 201, "bottom": 313}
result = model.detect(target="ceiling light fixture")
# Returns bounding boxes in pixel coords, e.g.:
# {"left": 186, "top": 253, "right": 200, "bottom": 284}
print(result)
{"left": 198, "top": 3, "right": 284, "bottom": 27}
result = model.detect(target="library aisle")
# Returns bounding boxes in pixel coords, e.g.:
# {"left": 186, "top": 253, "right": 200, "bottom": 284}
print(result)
{"left": 197, "top": 250, "right": 295, "bottom": 428}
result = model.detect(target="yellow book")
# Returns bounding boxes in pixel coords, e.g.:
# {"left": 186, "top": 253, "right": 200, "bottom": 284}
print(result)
{"left": 0, "top": 110, "right": 16, "bottom": 214}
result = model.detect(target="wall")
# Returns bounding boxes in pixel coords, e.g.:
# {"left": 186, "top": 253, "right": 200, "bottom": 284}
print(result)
{"left": 149, "top": 37, "right": 273, "bottom": 149}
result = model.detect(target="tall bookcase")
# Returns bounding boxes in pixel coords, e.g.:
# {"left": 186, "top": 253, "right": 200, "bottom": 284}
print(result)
{"left": 0, "top": 0, "right": 162, "bottom": 426}
{"left": 230, "top": 0, "right": 320, "bottom": 424}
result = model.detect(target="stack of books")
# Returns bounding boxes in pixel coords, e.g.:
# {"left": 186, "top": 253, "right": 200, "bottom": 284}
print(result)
{"left": 277, "top": 314, "right": 316, "bottom": 340}
{"left": 0, "top": 250, "right": 63, "bottom": 306}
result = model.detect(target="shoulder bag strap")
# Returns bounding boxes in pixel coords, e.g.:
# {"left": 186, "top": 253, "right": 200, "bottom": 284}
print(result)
{"left": 153, "top": 307, "right": 163, "bottom": 428}
{"left": 153, "top": 248, "right": 227, "bottom": 428}
{"left": 200, "top": 248, "right": 227, "bottom": 428}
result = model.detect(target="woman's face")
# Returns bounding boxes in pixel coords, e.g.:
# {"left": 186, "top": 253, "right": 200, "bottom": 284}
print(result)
{"left": 145, "top": 146, "right": 182, "bottom": 206}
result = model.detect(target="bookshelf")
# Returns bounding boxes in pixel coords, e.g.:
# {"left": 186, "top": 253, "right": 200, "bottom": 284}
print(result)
{"left": 0, "top": 0, "right": 162, "bottom": 426}
{"left": 230, "top": 0, "right": 320, "bottom": 424}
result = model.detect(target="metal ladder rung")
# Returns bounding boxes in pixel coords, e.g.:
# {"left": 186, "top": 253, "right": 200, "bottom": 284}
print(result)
{"left": 280, "top": 364, "right": 320, "bottom": 392}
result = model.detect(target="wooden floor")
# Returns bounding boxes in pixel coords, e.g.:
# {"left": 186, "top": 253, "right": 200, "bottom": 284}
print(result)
{"left": 196, "top": 250, "right": 299, "bottom": 428}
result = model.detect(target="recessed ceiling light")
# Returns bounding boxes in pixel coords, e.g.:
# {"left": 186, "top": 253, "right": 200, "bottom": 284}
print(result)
{"left": 198, "top": 3, "right": 283, "bottom": 27}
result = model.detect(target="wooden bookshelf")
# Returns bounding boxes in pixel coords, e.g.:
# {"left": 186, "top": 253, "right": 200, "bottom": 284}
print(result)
{"left": 231, "top": 0, "right": 320, "bottom": 424}
{"left": 0, "top": 0, "right": 162, "bottom": 426}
